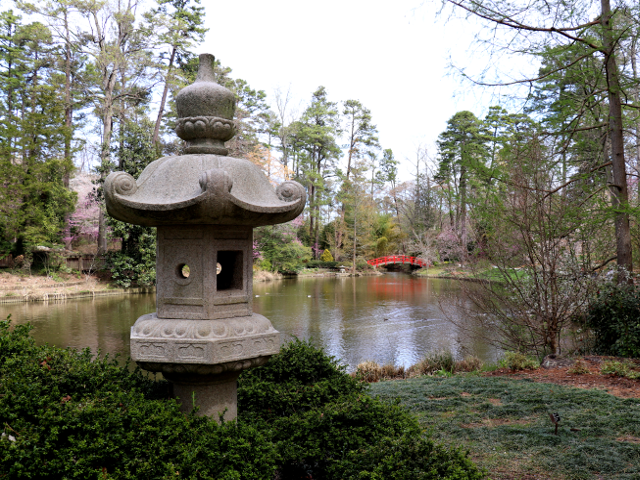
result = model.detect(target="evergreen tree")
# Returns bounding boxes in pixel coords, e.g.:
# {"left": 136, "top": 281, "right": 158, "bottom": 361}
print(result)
{"left": 441, "top": 0, "right": 639, "bottom": 278}
{"left": 106, "top": 118, "right": 157, "bottom": 288}
{"left": 436, "top": 111, "right": 489, "bottom": 248}
{"left": 295, "top": 87, "right": 341, "bottom": 258}
{"left": 148, "top": 0, "right": 207, "bottom": 150}
{"left": 0, "top": 10, "right": 75, "bottom": 257}
{"left": 377, "top": 148, "right": 400, "bottom": 216}
{"left": 342, "top": 99, "right": 379, "bottom": 181}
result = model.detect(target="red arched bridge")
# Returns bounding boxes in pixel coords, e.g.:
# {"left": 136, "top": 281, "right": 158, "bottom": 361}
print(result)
{"left": 367, "top": 255, "right": 429, "bottom": 268}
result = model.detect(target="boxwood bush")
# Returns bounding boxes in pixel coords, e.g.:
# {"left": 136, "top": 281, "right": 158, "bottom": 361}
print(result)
{"left": 0, "top": 320, "right": 275, "bottom": 479}
{"left": 0, "top": 319, "right": 485, "bottom": 480}
{"left": 305, "top": 260, "right": 339, "bottom": 269}
{"left": 586, "top": 283, "right": 640, "bottom": 358}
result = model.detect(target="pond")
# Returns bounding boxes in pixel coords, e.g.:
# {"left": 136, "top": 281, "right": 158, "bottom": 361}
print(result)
{"left": 1, "top": 273, "right": 500, "bottom": 370}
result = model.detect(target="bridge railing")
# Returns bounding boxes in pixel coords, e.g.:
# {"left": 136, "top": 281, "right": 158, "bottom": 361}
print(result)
{"left": 367, "top": 255, "right": 429, "bottom": 268}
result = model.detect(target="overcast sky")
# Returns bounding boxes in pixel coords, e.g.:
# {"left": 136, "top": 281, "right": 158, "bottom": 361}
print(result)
{"left": 195, "top": 0, "right": 493, "bottom": 181}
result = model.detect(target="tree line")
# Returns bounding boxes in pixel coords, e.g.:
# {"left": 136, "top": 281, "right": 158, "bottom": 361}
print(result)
{"left": 1, "top": 0, "right": 640, "bottom": 356}
{"left": 1, "top": 0, "right": 640, "bottom": 285}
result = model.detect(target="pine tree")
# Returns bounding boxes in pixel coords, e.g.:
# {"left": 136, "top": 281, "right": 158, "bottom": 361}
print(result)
{"left": 436, "top": 111, "right": 489, "bottom": 249}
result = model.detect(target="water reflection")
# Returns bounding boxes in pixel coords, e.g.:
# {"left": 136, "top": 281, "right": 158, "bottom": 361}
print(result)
{"left": 1, "top": 274, "right": 500, "bottom": 370}
{"left": 253, "top": 273, "right": 500, "bottom": 369}
{"left": 1, "top": 294, "right": 156, "bottom": 359}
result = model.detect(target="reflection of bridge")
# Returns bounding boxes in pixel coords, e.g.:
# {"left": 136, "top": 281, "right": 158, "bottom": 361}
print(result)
{"left": 367, "top": 255, "right": 429, "bottom": 268}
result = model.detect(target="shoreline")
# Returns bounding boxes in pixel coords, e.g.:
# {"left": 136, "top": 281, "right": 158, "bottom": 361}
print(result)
{"left": 0, "top": 268, "right": 383, "bottom": 304}
{"left": 0, "top": 286, "right": 154, "bottom": 304}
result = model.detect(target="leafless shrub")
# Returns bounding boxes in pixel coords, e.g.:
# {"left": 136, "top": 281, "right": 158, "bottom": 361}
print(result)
{"left": 407, "top": 350, "right": 456, "bottom": 376}
{"left": 455, "top": 355, "right": 483, "bottom": 372}
{"left": 443, "top": 136, "right": 607, "bottom": 357}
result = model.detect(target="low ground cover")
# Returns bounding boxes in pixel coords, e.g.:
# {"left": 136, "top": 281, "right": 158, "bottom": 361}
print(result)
{"left": 370, "top": 374, "right": 640, "bottom": 480}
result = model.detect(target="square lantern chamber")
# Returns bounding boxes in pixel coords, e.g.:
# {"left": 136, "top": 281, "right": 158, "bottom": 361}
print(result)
{"left": 156, "top": 225, "right": 253, "bottom": 320}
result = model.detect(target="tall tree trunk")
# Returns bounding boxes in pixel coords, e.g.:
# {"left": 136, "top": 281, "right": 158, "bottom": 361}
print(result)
{"left": 153, "top": 46, "right": 176, "bottom": 150}
{"left": 601, "top": 0, "right": 633, "bottom": 280}
{"left": 97, "top": 209, "right": 108, "bottom": 254}
{"left": 314, "top": 208, "right": 320, "bottom": 260}
{"left": 459, "top": 164, "right": 467, "bottom": 251}
{"left": 352, "top": 205, "right": 357, "bottom": 273}
{"left": 308, "top": 183, "right": 315, "bottom": 239}
{"left": 63, "top": 10, "right": 72, "bottom": 187}
{"left": 346, "top": 114, "right": 356, "bottom": 181}
{"left": 631, "top": 36, "right": 640, "bottom": 203}
{"left": 97, "top": 73, "right": 116, "bottom": 254}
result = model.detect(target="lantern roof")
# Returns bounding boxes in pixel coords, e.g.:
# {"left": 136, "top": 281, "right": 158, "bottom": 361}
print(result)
{"left": 104, "top": 54, "right": 305, "bottom": 227}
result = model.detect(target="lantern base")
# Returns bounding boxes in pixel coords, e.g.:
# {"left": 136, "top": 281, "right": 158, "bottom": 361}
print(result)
{"left": 130, "top": 312, "right": 279, "bottom": 420}
{"left": 171, "top": 372, "right": 240, "bottom": 421}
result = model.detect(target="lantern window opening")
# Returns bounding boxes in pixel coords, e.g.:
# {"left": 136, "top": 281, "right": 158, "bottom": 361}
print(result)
{"left": 177, "top": 263, "right": 191, "bottom": 279}
{"left": 216, "top": 250, "right": 243, "bottom": 291}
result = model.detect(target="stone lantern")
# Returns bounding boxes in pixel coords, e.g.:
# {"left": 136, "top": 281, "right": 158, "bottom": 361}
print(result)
{"left": 103, "top": 54, "right": 306, "bottom": 421}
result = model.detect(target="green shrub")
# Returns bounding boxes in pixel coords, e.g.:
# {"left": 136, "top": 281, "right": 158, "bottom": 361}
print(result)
{"left": 567, "top": 358, "right": 591, "bottom": 375}
{"left": 239, "top": 339, "right": 485, "bottom": 480}
{"left": 500, "top": 351, "right": 540, "bottom": 370}
{"left": 338, "top": 434, "right": 485, "bottom": 480}
{"left": 1, "top": 324, "right": 485, "bottom": 480}
{"left": 586, "top": 283, "right": 640, "bottom": 357}
{"left": 257, "top": 258, "right": 272, "bottom": 271}
{"left": 306, "top": 260, "right": 338, "bottom": 269}
{"left": 238, "top": 338, "right": 367, "bottom": 418}
{"left": 600, "top": 360, "right": 640, "bottom": 379}
{"left": 319, "top": 249, "right": 334, "bottom": 262}
{"left": 409, "top": 350, "right": 456, "bottom": 375}
{"left": 0, "top": 319, "right": 276, "bottom": 479}
{"left": 255, "top": 224, "right": 312, "bottom": 274}
{"left": 455, "top": 355, "right": 483, "bottom": 372}
{"left": 356, "top": 259, "right": 374, "bottom": 271}
{"left": 107, "top": 250, "right": 156, "bottom": 288}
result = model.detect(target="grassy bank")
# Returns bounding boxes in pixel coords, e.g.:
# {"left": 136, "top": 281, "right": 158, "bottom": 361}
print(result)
{"left": 370, "top": 375, "right": 640, "bottom": 480}
{"left": 412, "top": 264, "right": 528, "bottom": 283}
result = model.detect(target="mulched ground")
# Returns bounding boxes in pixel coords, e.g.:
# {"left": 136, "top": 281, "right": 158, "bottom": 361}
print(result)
{"left": 482, "top": 356, "right": 640, "bottom": 399}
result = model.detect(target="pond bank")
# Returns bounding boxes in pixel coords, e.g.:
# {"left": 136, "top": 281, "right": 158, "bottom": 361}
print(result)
{"left": 0, "top": 267, "right": 383, "bottom": 303}
{"left": 0, "top": 286, "right": 153, "bottom": 304}
{"left": 0, "top": 271, "right": 147, "bottom": 304}
{"left": 255, "top": 268, "right": 383, "bottom": 282}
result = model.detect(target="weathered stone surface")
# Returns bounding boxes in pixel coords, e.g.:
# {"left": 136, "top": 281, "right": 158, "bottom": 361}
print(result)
{"left": 130, "top": 313, "right": 280, "bottom": 366}
{"left": 541, "top": 354, "right": 575, "bottom": 369}
{"left": 104, "top": 156, "right": 305, "bottom": 227}
{"left": 176, "top": 54, "right": 234, "bottom": 118}
{"left": 172, "top": 377, "right": 239, "bottom": 420}
{"left": 105, "top": 53, "right": 307, "bottom": 421}
{"left": 155, "top": 225, "right": 254, "bottom": 320}
{"left": 103, "top": 53, "right": 305, "bottom": 227}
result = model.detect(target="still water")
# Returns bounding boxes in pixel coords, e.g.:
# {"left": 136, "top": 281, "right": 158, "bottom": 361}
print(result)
{"left": 1, "top": 273, "right": 499, "bottom": 370}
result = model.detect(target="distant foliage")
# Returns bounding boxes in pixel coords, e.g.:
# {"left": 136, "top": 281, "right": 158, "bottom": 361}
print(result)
{"left": 0, "top": 159, "right": 76, "bottom": 252}
{"left": 356, "top": 259, "right": 374, "bottom": 271}
{"left": 104, "top": 120, "right": 158, "bottom": 288}
{"left": 319, "top": 248, "right": 334, "bottom": 262}
{"left": 107, "top": 232, "right": 156, "bottom": 288}
{"left": 586, "top": 283, "right": 640, "bottom": 358}
{"left": 305, "top": 260, "right": 338, "bottom": 269}
{"left": 255, "top": 222, "right": 312, "bottom": 274}
{"left": 65, "top": 173, "right": 100, "bottom": 248}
